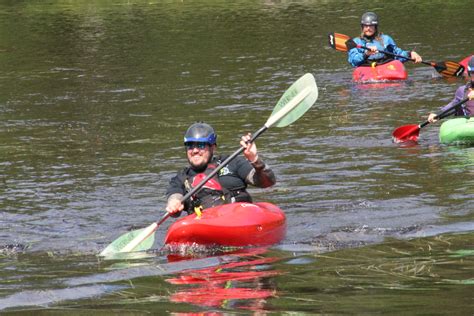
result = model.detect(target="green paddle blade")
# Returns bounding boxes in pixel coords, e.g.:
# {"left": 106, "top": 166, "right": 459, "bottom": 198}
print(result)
{"left": 269, "top": 73, "right": 318, "bottom": 128}
{"left": 99, "top": 228, "right": 155, "bottom": 257}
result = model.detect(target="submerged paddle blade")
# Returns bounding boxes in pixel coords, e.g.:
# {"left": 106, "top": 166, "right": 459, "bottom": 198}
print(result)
{"left": 268, "top": 73, "right": 318, "bottom": 128}
{"left": 328, "top": 32, "right": 351, "bottom": 52}
{"left": 433, "top": 61, "right": 465, "bottom": 78}
{"left": 100, "top": 212, "right": 171, "bottom": 256}
{"left": 392, "top": 124, "right": 420, "bottom": 143}
{"left": 99, "top": 224, "right": 156, "bottom": 257}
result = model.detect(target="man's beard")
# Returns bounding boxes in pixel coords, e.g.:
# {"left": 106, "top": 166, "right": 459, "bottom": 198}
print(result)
{"left": 188, "top": 155, "right": 212, "bottom": 172}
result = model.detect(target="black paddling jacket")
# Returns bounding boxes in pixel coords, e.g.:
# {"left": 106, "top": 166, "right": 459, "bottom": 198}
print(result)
{"left": 166, "top": 155, "right": 254, "bottom": 214}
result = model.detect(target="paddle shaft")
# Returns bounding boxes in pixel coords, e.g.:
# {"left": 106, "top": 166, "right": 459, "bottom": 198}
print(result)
{"left": 165, "top": 85, "right": 311, "bottom": 217}
{"left": 329, "top": 34, "right": 414, "bottom": 62}
{"left": 355, "top": 44, "right": 465, "bottom": 78}
{"left": 118, "top": 128, "right": 267, "bottom": 252}
{"left": 330, "top": 33, "right": 464, "bottom": 77}
{"left": 419, "top": 97, "right": 469, "bottom": 129}
{"left": 354, "top": 44, "right": 430, "bottom": 65}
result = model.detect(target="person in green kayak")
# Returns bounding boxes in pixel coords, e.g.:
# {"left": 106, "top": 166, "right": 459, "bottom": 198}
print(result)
{"left": 348, "top": 11, "right": 422, "bottom": 67}
{"left": 165, "top": 122, "right": 276, "bottom": 217}
{"left": 427, "top": 56, "right": 474, "bottom": 123}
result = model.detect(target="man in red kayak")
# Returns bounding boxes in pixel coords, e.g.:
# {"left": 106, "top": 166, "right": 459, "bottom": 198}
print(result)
{"left": 165, "top": 122, "right": 276, "bottom": 216}
{"left": 348, "top": 11, "right": 422, "bottom": 67}
{"left": 427, "top": 56, "right": 474, "bottom": 122}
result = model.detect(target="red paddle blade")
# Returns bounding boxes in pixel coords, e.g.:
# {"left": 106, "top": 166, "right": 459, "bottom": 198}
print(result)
{"left": 392, "top": 124, "right": 421, "bottom": 143}
{"left": 328, "top": 32, "right": 351, "bottom": 52}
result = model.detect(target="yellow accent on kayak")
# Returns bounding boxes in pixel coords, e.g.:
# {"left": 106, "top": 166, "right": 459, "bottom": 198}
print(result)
{"left": 194, "top": 206, "right": 203, "bottom": 218}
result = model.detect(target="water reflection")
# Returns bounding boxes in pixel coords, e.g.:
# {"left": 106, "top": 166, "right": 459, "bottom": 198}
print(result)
{"left": 167, "top": 248, "right": 279, "bottom": 311}
{"left": 444, "top": 145, "right": 474, "bottom": 170}
{"left": 1, "top": 233, "right": 473, "bottom": 314}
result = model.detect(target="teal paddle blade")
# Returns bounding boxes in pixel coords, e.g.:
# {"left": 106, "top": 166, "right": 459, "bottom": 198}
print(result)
{"left": 99, "top": 228, "right": 155, "bottom": 257}
{"left": 450, "top": 249, "right": 474, "bottom": 258}
{"left": 270, "top": 73, "right": 318, "bottom": 128}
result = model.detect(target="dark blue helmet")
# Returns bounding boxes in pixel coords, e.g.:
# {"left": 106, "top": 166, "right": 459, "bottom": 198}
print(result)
{"left": 184, "top": 122, "right": 217, "bottom": 145}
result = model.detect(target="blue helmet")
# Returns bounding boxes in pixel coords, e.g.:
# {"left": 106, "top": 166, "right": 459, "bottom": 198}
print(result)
{"left": 184, "top": 122, "right": 217, "bottom": 145}
{"left": 468, "top": 56, "right": 474, "bottom": 74}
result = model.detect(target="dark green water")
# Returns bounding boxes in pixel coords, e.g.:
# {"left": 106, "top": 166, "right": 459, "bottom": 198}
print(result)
{"left": 1, "top": 0, "right": 473, "bottom": 313}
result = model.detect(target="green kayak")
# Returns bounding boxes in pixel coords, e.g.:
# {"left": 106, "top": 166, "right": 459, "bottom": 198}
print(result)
{"left": 439, "top": 117, "right": 474, "bottom": 145}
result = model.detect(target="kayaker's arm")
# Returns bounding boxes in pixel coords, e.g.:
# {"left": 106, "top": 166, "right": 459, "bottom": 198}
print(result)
{"left": 246, "top": 157, "right": 276, "bottom": 188}
{"left": 347, "top": 37, "right": 373, "bottom": 67}
{"left": 384, "top": 35, "right": 422, "bottom": 63}
{"left": 427, "top": 86, "right": 471, "bottom": 123}
{"left": 441, "top": 86, "right": 469, "bottom": 115}
{"left": 384, "top": 36, "right": 409, "bottom": 59}
{"left": 240, "top": 133, "right": 276, "bottom": 188}
{"left": 347, "top": 46, "right": 368, "bottom": 67}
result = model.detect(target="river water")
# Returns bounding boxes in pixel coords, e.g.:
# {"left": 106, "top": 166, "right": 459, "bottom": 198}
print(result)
{"left": 1, "top": 0, "right": 473, "bottom": 314}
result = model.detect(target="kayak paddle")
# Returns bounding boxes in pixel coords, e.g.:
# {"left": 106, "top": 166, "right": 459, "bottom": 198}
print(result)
{"left": 99, "top": 73, "right": 319, "bottom": 256}
{"left": 392, "top": 97, "right": 469, "bottom": 143}
{"left": 328, "top": 32, "right": 465, "bottom": 78}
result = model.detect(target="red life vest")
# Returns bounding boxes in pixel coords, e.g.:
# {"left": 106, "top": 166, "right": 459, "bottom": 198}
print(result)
{"left": 185, "top": 164, "right": 231, "bottom": 213}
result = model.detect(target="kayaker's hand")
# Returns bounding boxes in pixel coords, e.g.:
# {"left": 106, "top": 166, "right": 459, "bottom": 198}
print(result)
{"left": 468, "top": 89, "right": 474, "bottom": 100}
{"left": 365, "top": 46, "right": 378, "bottom": 55}
{"left": 240, "top": 133, "right": 258, "bottom": 163}
{"left": 166, "top": 195, "right": 184, "bottom": 215}
{"left": 410, "top": 51, "right": 422, "bottom": 63}
{"left": 427, "top": 113, "right": 438, "bottom": 123}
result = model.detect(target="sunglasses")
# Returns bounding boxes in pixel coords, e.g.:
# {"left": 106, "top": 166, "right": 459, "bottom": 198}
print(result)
{"left": 185, "top": 142, "right": 209, "bottom": 150}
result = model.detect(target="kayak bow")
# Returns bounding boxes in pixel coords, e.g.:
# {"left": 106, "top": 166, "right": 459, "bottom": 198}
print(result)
{"left": 164, "top": 202, "right": 286, "bottom": 247}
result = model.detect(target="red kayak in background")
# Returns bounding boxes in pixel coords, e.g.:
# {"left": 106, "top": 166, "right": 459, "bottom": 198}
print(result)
{"left": 459, "top": 55, "right": 473, "bottom": 76}
{"left": 164, "top": 202, "right": 286, "bottom": 247}
{"left": 353, "top": 60, "right": 408, "bottom": 82}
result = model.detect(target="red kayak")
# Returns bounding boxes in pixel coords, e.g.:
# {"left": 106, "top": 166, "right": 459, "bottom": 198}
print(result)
{"left": 164, "top": 202, "right": 286, "bottom": 247}
{"left": 353, "top": 60, "right": 407, "bottom": 82}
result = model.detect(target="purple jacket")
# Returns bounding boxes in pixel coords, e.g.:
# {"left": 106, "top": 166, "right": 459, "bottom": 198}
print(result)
{"left": 441, "top": 84, "right": 474, "bottom": 116}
